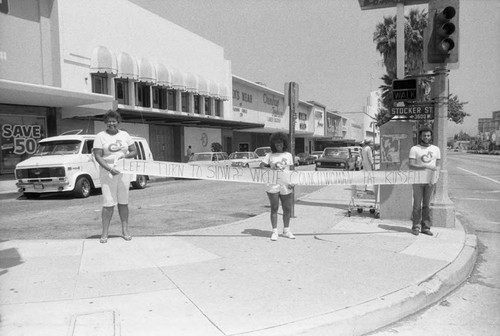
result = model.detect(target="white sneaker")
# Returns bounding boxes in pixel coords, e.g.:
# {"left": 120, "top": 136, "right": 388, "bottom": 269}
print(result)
{"left": 271, "top": 231, "right": 278, "bottom": 241}
{"left": 283, "top": 230, "right": 296, "bottom": 239}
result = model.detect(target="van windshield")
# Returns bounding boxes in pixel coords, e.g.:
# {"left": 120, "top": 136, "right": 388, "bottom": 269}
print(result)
{"left": 34, "top": 140, "right": 81, "bottom": 156}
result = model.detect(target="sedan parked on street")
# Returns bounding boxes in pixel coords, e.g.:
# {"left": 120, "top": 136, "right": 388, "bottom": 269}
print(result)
{"left": 296, "top": 152, "right": 316, "bottom": 165}
{"left": 228, "top": 151, "right": 261, "bottom": 168}
{"left": 315, "top": 147, "right": 356, "bottom": 171}
{"left": 188, "top": 152, "right": 231, "bottom": 165}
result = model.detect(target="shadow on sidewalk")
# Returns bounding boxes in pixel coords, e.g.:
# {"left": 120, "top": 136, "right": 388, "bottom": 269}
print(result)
{"left": 378, "top": 224, "right": 413, "bottom": 234}
{"left": 296, "top": 199, "right": 348, "bottom": 210}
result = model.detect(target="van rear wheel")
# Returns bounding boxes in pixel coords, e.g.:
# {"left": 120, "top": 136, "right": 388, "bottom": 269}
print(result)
{"left": 132, "top": 175, "right": 148, "bottom": 189}
{"left": 73, "top": 176, "right": 92, "bottom": 198}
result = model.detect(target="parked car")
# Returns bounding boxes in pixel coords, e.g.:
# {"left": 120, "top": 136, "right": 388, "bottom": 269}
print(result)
{"left": 315, "top": 147, "right": 356, "bottom": 171}
{"left": 311, "top": 151, "right": 324, "bottom": 162}
{"left": 296, "top": 152, "right": 316, "bottom": 165}
{"left": 228, "top": 151, "right": 261, "bottom": 168}
{"left": 188, "top": 152, "right": 230, "bottom": 165}
{"left": 254, "top": 146, "right": 272, "bottom": 158}
{"left": 15, "top": 131, "right": 153, "bottom": 198}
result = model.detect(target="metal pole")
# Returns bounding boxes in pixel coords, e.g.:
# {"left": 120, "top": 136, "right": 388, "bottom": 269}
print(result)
{"left": 430, "top": 66, "right": 455, "bottom": 227}
{"left": 287, "top": 82, "right": 298, "bottom": 218}
{"left": 396, "top": 3, "right": 405, "bottom": 79}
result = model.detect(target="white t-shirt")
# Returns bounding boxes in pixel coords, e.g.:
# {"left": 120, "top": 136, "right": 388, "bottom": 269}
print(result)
{"left": 409, "top": 144, "right": 441, "bottom": 169}
{"left": 261, "top": 152, "right": 294, "bottom": 194}
{"left": 93, "top": 130, "right": 134, "bottom": 165}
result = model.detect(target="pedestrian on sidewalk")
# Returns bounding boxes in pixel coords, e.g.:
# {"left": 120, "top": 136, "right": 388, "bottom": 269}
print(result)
{"left": 93, "top": 110, "right": 137, "bottom": 243}
{"left": 259, "top": 132, "right": 296, "bottom": 241}
{"left": 361, "top": 139, "right": 375, "bottom": 192}
{"left": 186, "top": 145, "right": 192, "bottom": 162}
{"left": 408, "top": 126, "right": 441, "bottom": 236}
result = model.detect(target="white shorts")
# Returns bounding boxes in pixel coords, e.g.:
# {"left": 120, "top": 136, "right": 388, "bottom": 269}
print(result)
{"left": 100, "top": 169, "right": 132, "bottom": 207}
{"left": 266, "top": 183, "right": 293, "bottom": 196}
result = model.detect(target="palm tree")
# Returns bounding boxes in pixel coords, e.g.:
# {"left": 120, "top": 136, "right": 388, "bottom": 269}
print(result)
{"left": 373, "top": 8, "right": 428, "bottom": 125}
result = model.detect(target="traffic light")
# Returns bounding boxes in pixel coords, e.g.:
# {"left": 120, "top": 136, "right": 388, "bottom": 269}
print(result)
{"left": 424, "top": 0, "right": 459, "bottom": 67}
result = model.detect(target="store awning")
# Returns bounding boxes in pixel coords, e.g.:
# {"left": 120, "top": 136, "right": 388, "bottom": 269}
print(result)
{"left": 238, "top": 127, "right": 315, "bottom": 138}
{"left": 185, "top": 72, "right": 198, "bottom": 93}
{"left": 171, "top": 67, "right": 186, "bottom": 91}
{"left": 219, "top": 83, "right": 230, "bottom": 101}
{"left": 64, "top": 105, "right": 265, "bottom": 130}
{"left": 0, "top": 79, "right": 114, "bottom": 107}
{"left": 137, "top": 58, "right": 156, "bottom": 84}
{"left": 117, "top": 52, "right": 138, "bottom": 80}
{"left": 198, "top": 76, "right": 210, "bottom": 96}
{"left": 209, "top": 81, "right": 220, "bottom": 98}
{"left": 156, "top": 63, "right": 173, "bottom": 87}
{"left": 90, "top": 46, "right": 117, "bottom": 74}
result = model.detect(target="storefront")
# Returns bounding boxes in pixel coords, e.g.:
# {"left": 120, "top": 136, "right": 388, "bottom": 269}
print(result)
{"left": 0, "top": 0, "right": 263, "bottom": 171}
{"left": 231, "top": 76, "right": 317, "bottom": 154}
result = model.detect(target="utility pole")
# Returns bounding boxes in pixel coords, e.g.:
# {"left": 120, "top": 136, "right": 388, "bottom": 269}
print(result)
{"left": 285, "top": 82, "right": 299, "bottom": 218}
{"left": 430, "top": 67, "right": 455, "bottom": 227}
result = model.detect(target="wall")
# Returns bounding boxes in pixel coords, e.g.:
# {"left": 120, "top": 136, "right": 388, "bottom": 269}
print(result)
{"left": 184, "top": 127, "right": 222, "bottom": 154}
{"left": 0, "top": 0, "right": 44, "bottom": 83}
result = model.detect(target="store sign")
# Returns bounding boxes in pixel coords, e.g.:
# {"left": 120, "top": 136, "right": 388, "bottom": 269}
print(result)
{"left": 1, "top": 124, "right": 42, "bottom": 155}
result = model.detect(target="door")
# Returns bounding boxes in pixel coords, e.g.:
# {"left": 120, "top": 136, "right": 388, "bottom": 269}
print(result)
{"left": 149, "top": 125, "right": 175, "bottom": 162}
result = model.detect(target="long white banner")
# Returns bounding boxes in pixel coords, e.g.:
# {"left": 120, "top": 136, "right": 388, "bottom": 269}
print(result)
{"left": 116, "top": 159, "right": 438, "bottom": 186}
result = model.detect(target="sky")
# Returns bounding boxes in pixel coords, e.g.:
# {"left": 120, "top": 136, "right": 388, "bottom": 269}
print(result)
{"left": 130, "top": 0, "right": 500, "bottom": 137}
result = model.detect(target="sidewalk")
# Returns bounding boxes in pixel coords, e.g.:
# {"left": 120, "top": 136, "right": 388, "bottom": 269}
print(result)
{"left": 0, "top": 184, "right": 477, "bottom": 336}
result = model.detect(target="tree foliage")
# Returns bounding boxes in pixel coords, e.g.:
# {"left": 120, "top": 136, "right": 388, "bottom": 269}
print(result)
{"left": 448, "top": 94, "right": 470, "bottom": 124}
{"left": 211, "top": 142, "right": 222, "bottom": 152}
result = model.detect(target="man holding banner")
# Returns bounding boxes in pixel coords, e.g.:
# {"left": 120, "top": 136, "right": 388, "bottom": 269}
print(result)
{"left": 409, "top": 126, "right": 441, "bottom": 236}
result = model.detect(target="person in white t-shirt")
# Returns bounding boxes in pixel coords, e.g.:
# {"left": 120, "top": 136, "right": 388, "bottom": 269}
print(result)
{"left": 93, "top": 110, "right": 137, "bottom": 243}
{"left": 259, "top": 132, "right": 296, "bottom": 241}
{"left": 409, "top": 126, "right": 441, "bottom": 236}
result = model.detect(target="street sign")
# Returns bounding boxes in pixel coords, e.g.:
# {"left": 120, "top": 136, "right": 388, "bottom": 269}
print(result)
{"left": 392, "top": 78, "right": 418, "bottom": 101}
{"left": 358, "top": 0, "right": 428, "bottom": 11}
{"left": 390, "top": 103, "right": 435, "bottom": 120}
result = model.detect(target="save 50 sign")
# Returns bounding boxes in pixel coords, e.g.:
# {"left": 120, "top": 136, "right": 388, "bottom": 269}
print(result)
{"left": 2, "top": 124, "right": 43, "bottom": 155}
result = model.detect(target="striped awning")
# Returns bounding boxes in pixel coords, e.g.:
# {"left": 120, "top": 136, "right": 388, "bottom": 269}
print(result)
{"left": 198, "top": 76, "right": 210, "bottom": 96}
{"left": 156, "top": 63, "right": 173, "bottom": 87}
{"left": 209, "top": 81, "right": 220, "bottom": 98}
{"left": 171, "top": 67, "right": 186, "bottom": 91}
{"left": 137, "top": 58, "right": 156, "bottom": 84}
{"left": 116, "top": 52, "right": 138, "bottom": 80}
{"left": 89, "top": 46, "right": 117, "bottom": 74}
{"left": 219, "top": 83, "right": 230, "bottom": 101}
{"left": 185, "top": 72, "right": 198, "bottom": 93}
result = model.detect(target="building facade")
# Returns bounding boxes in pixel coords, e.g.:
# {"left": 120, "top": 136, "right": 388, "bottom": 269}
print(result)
{"left": 0, "top": 0, "right": 260, "bottom": 174}
{"left": 1, "top": 0, "right": 377, "bottom": 175}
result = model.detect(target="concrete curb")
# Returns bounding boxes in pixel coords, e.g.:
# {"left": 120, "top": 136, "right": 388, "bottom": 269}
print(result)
{"left": 238, "top": 222, "right": 478, "bottom": 336}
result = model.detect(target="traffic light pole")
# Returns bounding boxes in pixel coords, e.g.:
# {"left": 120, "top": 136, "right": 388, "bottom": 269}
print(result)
{"left": 430, "top": 66, "right": 455, "bottom": 228}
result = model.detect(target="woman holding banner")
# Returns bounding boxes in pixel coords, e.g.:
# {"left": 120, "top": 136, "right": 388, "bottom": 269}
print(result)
{"left": 259, "top": 132, "right": 296, "bottom": 241}
{"left": 93, "top": 110, "right": 137, "bottom": 243}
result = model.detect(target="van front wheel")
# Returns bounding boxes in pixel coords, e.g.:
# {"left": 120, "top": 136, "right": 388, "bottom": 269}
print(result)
{"left": 74, "top": 176, "right": 92, "bottom": 198}
{"left": 132, "top": 175, "right": 148, "bottom": 189}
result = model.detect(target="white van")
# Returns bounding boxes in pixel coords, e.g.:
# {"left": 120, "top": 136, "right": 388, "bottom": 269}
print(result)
{"left": 15, "top": 130, "right": 153, "bottom": 198}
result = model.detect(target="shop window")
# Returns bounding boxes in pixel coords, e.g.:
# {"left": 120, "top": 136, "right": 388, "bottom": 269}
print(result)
{"left": 91, "top": 74, "right": 108, "bottom": 94}
{"left": 153, "top": 86, "right": 167, "bottom": 109}
{"left": 135, "top": 83, "right": 151, "bottom": 107}
{"left": 215, "top": 99, "right": 222, "bottom": 117}
{"left": 204, "top": 97, "right": 212, "bottom": 116}
{"left": 194, "top": 95, "right": 200, "bottom": 114}
{"left": 181, "top": 92, "right": 189, "bottom": 112}
{"left": 167, "top": 89, "right": 176, "bottom": 111}
{"left": 115, "top": 79, "right": 129, "bottom": 105}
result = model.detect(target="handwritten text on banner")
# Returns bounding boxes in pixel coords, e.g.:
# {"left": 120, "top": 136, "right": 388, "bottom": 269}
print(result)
{"left": 117, "top": 159, "right": 438, "bottom": 186}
